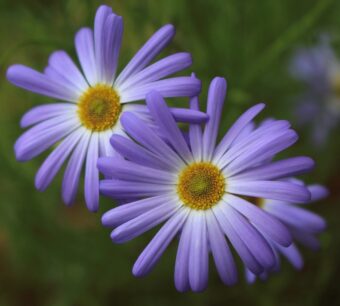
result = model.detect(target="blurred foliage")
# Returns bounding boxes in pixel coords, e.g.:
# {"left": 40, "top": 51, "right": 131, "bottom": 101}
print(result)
{"left": 0, "top": 0, "right": 339, "bottom": 305}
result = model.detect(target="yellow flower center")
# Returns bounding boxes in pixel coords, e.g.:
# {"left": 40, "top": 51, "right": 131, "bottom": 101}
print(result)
{"left": 77, "top": 84, "right": 121, "bottom": 131}
{"left": 177, "top": 162, "right": 226, "bottom": 210}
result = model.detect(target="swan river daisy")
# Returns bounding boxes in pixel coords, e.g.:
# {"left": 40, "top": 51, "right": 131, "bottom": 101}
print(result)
{"left": 98, "top": 76, "right": 315, "bottom": 292}
{"left": 6, "top": 5, "right": 205, "bottom": 211}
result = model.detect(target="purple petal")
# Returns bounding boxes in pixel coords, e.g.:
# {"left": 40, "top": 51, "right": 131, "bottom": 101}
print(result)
{"left": 206, "top": 210, "right": 237, "bottom": 286}
{"left": 101, "top": 14, "right": 123, "bottom": 84}
{"left": 277, "top": 243, "right": 303, "bottom": 269}
{"left": 98, "top": 130, "right": 116, "bottom": 158}
{"left": 224, "top": 194, "right": 292, "bottom": 247}
{"left": 97, "top": 157, "right": 176, "bottom": 184}
{"left": 188, "top": 211, "right": 209, "bottom": 292}
{"left": 188, "top": 75, "right": 204, "bottom": 162}
{"left": 132, "top": 207, "right": 189, "bottom": 277}
{"left": 290, "top": 228, "right": 321, "bottom": 250}
{"left": 174, "top": 216, "right": 192, "bottom": 292}
{"left": 119, "top": 52, "right": 192, "bottom": 91}
{"left": 100, "top": 180, "right": 173, "bottom": 199}
{"left": 308, "top": 184, "right": 329, "bottom": 202}
{"left": 213, "top": 103, "right": 265, "bottom": 163}
{"left": 169, "top": 108, "right": 208, "bottom": 124}
{"left": 146, "top": 91, "right": 193, "bottom": 162}
{"left": 265, "top": 201, "right": 326, "bottom": 233}
{"left": 110, "top": 134, "right": 172, "bottom": 171}
{"left": 119, "top": 77, "right": 201, "bottom": 103}
{"left": 75, "top": 27, "right": 97, "bottom": 85}
{"left": 102, "top": 194, "right": 175, "bottom": 227}
{"left": 62, "top": 131, "right": 91, "bottom": 205}
{"left": 213, "top": 204, "right": 263, "bottom": 274}
{"left": 227, "top": 180, "right": 311, "bottom": 203}
{"left": 110, "top": 199, "right": 179, "bottom": 243}
{"left": 20, "top": 103, "right": 76, "bottom": 128}
{"left": 219, "top": 203, "right": 276, "bottom": 269}
{"left": 15, "top": 116, "right": 79, "bottom": 161}
{"left": 245, "top": 269, "right": 257, "bottom": 284}
{"left": 7, "top": 64, "right": 78, "bottom": 102}
{"left": 35, "top": 128, "right": 84, "bottom": 191}
{"left": 84, "top": 133, "right": 100, "bottom": 212}
{"left": 115, "top": 24, "right": 175, "bottom": 87}
{"left": 216, "top": 119, "right": 290, "bottom": 169}
{"left": 202, "top": 77, "right": 227, "bottom": 161}
{"left": 224, "top": 129, "right": 298, "bottom": 176}
{"left": 125, "top": 103, "right": 208, "bottom": 124}
{"left": 94, "top": 5, "right": 120, "bottom": 83}
{"left": 234, "top": 157, "right": 314, "bottom": 181}
{"left": 47, "top": 50, "right": 88, "bottom": 93}
{"left": 120, "top": 112, "right": 184, "bottom": 169}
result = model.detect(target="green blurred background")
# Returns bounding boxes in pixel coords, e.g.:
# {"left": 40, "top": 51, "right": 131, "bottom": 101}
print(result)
{"left": 0, "top": 0, "right": 339, "bottom": 305}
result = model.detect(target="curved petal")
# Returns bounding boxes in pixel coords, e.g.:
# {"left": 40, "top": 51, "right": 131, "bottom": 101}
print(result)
{"left": 216, "top": 119, "right": 290, "bottom": 169}
{"left": 188, "top": 211, "right": 209, "bottom": 292}
{"left": 98, "top": 157, "right": 176, "bottom": 184}
{"left": 202, "top": 77, "right": 227, "bottom": 161}
{"left": 62, "top": 131, "right": 91, "bottom": 205}
{"left": 120, "top": 112, "right": 185, "bottom": 169}
{"left": 102, "top": 194, "right": 176, "bottom": 227}
{"left": 132, "top": 207, "right": 189, "bottom": 277}
{"left": 227, "top": 180, "right": 311, "bottom": 203}
{"left": 308, "top": 184, "right": 329, "bottom": 202}
{"left": 75, "top": 27, "right": 97, "bottom": 86}
{"left": 84, "top": 133, "right": 100, "bottom": 212}
{"left": 174, "top": 215, "right": 192, "bottom": 292}
{"left": 110, "top": 134, "right": 172, "bottom": 171}
{"left": 118, "top": 52, "right": 192, "bottom": 91}
{"left": 110, "top": 198, "right": 179, "bottom": 243}
{"left": 20, "top": 103, "right": 77, "bottom": 128}
{"left": 265, "top": 201, "right": 326, "bottom": 233}
{"left": 47, "top": 50, "right": 89, "bottom": 93}
{"left": 206, "top": 210, "right": 237, "bottom": 286}
{"left": 100, "top": 180, "right": 174, "bottom": 199}
{"left": 146, "top": 91, "right": 193, "bottom": 162}
{"left": 223, "top": 194, "right": 292, "bottom": 247}
{"left": 219, "top": 203, "right": 276, "bottom": 269}
{"left": 119, "top": 77, "right": 201, "bottom": 103}
{"left": 213, "top": 204, "right": 263, "bottom": 274}
{"left": 223, "top": 129, "right": 298, "bottom": 175}
{"left": 234, "top": 157, "right": 315, "bottom": 181}
{"left": 35, "top": 127, "right": 84, "bottom": 191}
{"left": 277, "top": 243, "right": 303, "bottom": 269}
{"left": 213, "top": 103, "right": 265, "bottom": 163}
{"left": 15, "top": 116, "right": 79, "bottom": 161}
{"left": 101, "top": 14, "right": 123, "bottom": 84}
{"left": 115, "top": 24, "right": 175, "bottom": 87}
{"left": 7, "top": 64, "right": 78, "bottom": 102}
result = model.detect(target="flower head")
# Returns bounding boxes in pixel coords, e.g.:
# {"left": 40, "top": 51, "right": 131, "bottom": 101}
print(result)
{"left": 6, "top": 5, "right": 204, "bottom": 211}
{"left": 245, "top": 181, "right": 327, "bottom": 283}
{"left": 99, "top": 76, "right": 314, "bottom": 291}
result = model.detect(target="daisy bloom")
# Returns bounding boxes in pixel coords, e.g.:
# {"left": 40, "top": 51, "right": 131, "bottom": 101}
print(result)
{"left": 245, "top": 181, "right": 327, "bottom": 283}
{"left": 6, "top": 5, "right": 204, "bottom": 211}
{"left": 98, "top": 76, "right": 314, "bottom": 292}
{"left": 290, "top": 36, "right": 340, "bottom": 145}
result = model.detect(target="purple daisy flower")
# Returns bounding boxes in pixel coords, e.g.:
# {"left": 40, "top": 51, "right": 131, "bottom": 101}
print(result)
{"left": 290, "top": 36, "right": 340, "bottom": 145}
{"left": 98, "top": 76, "right": 314, "bottom": 292}
{"left": 6, "top": 5, "right": 204, "bottom": 211}
{"left": 245, "top": 181, "right": 328, "bottom": 283}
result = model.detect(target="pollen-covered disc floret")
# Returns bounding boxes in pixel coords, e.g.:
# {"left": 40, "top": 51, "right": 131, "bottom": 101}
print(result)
{"left": 78, "top": 85, "right": 121, "bottom": 131}
{"left": 177, "top": 162, "right": 225, "bottom": 210}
